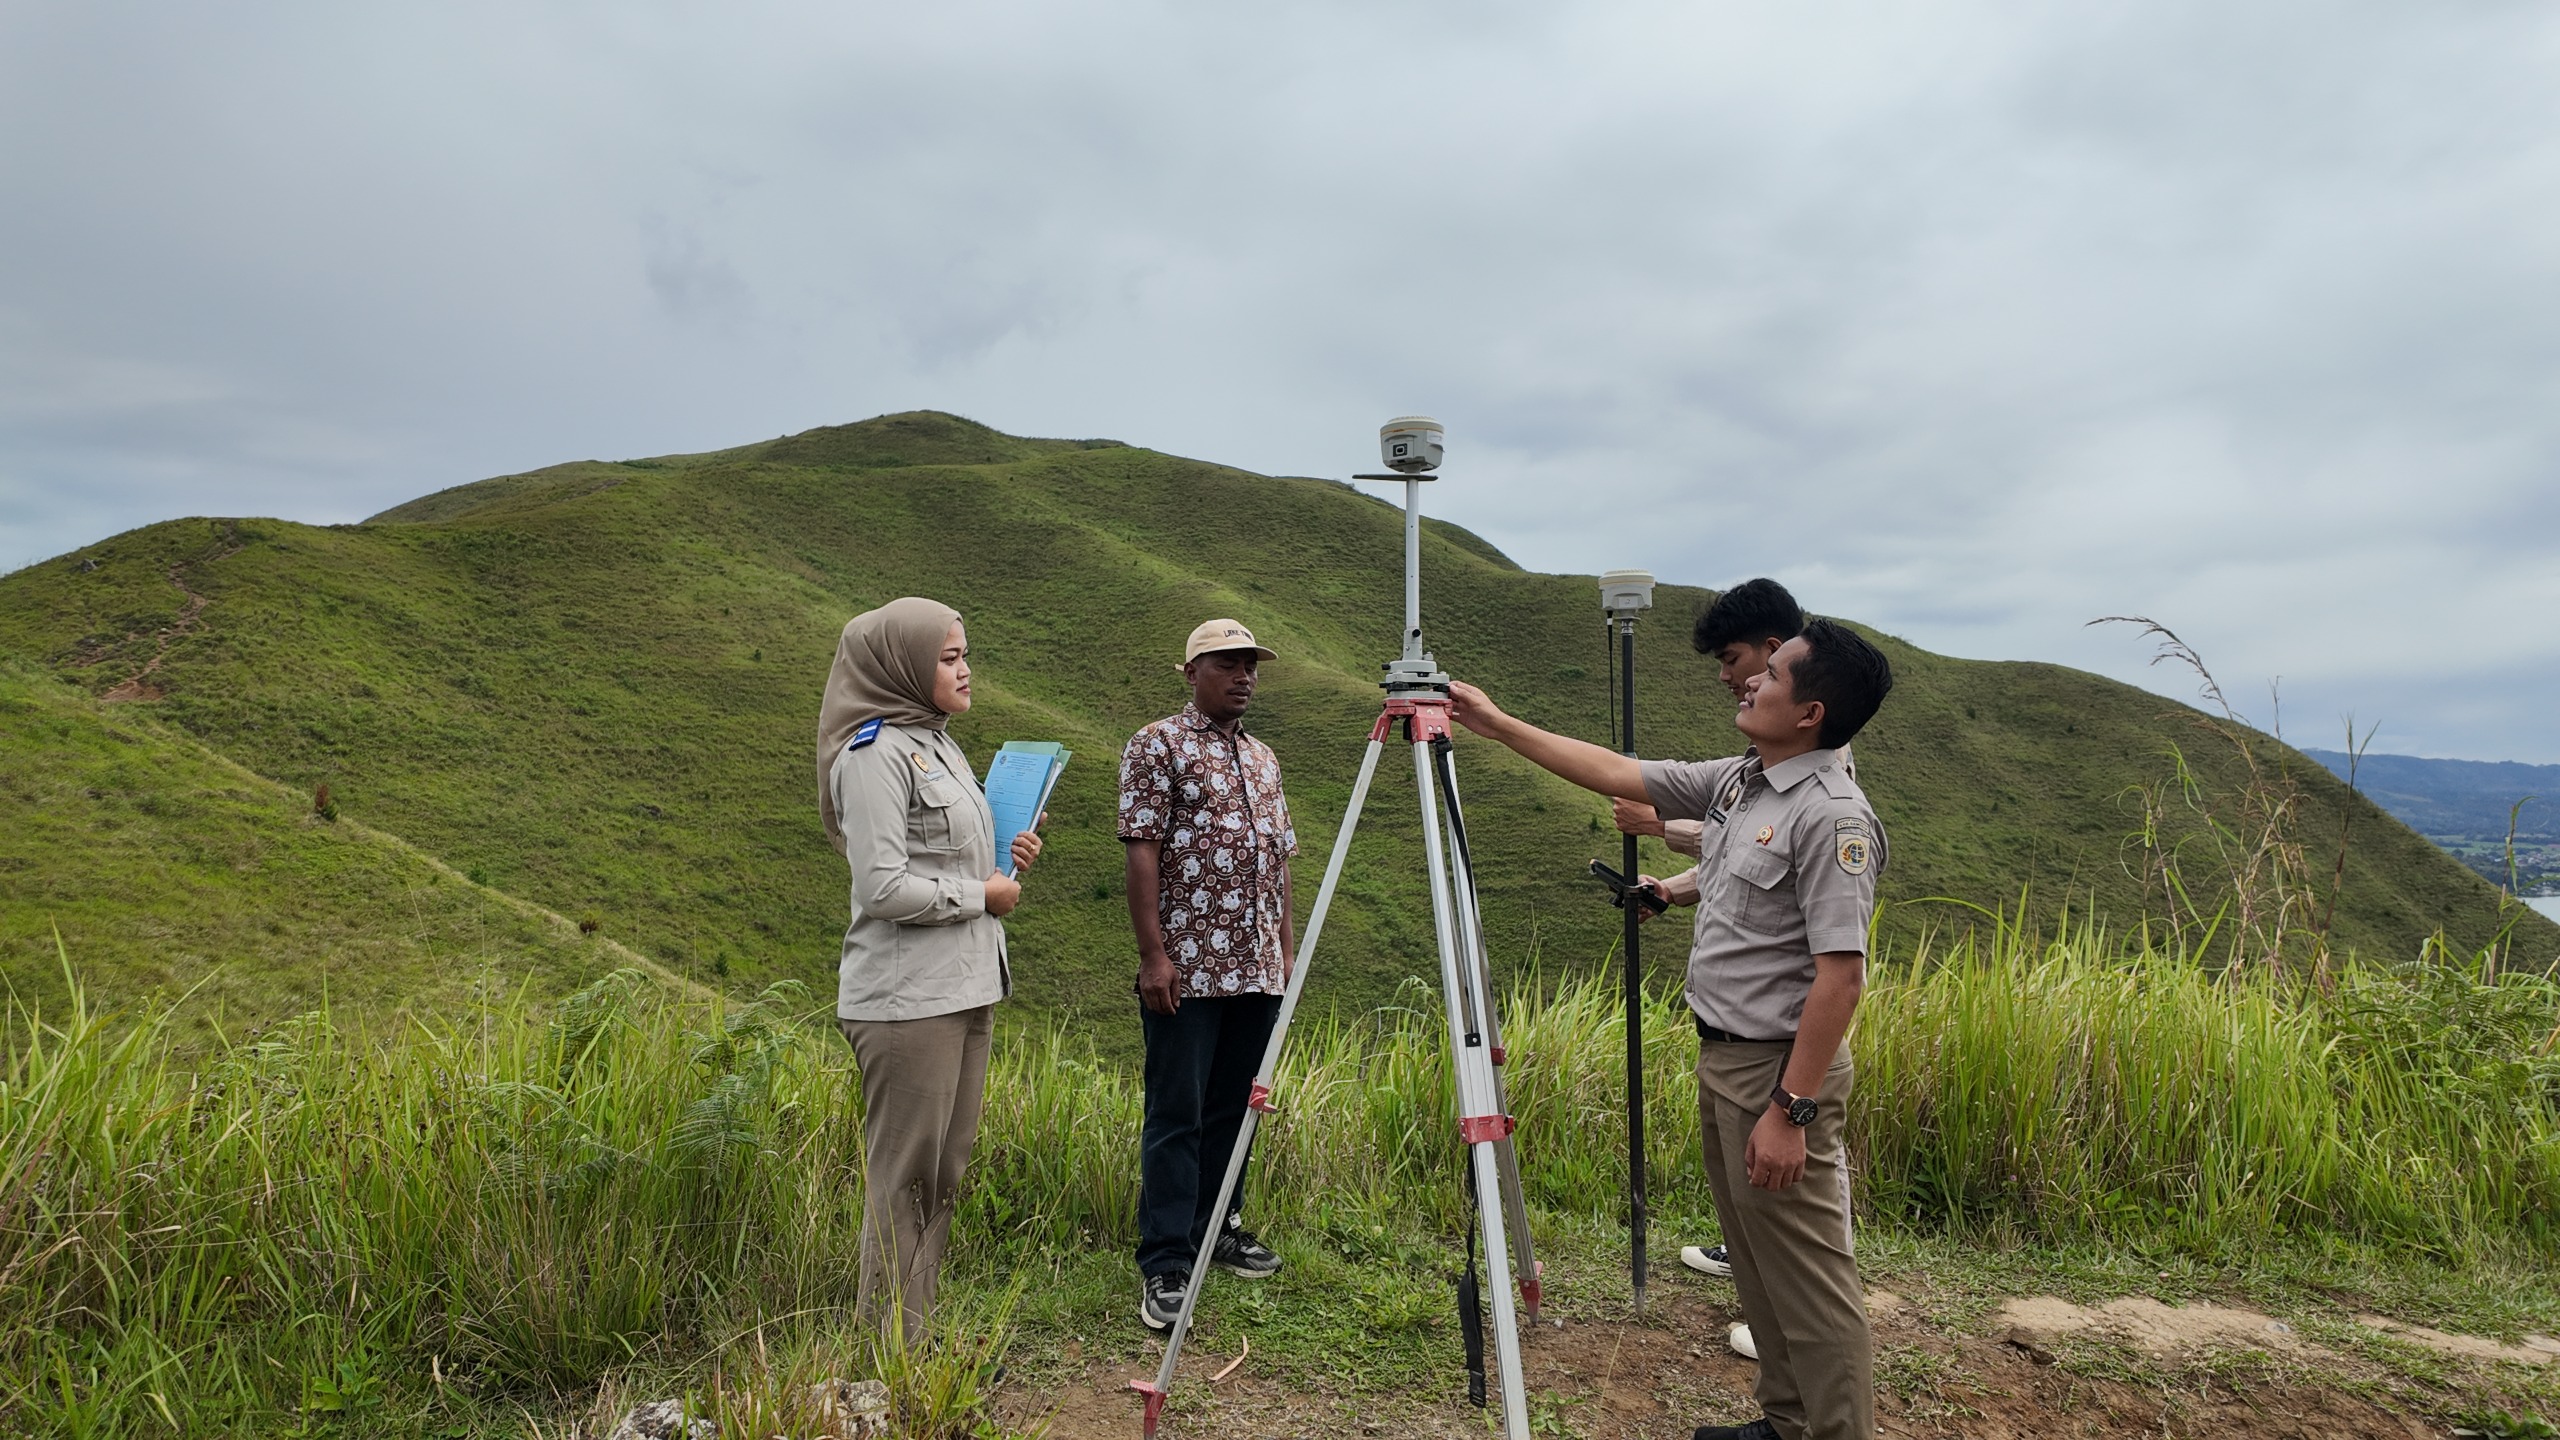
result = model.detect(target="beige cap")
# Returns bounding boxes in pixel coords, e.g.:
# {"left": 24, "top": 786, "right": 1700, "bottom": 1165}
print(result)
{"left": 1181, "top": 618, "right": 1277, "bottom": 666}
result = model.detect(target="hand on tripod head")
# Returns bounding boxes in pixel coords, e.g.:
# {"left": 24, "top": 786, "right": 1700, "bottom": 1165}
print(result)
{"left": 1444, "top": 681, "right": 1507, "bottom": 737}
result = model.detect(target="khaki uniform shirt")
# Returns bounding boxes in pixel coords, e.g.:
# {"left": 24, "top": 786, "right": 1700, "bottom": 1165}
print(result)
{"left": 1659, "top": 743, "right": 1853, "bottom": 860}
{"left": 830, "top": 721, "right": 1009, "bottom": 1022}
{"left": 1641, "top": 745, "right": 1883, "bottom": 1040}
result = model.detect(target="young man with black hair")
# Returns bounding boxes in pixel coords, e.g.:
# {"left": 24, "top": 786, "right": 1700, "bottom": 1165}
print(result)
{"left": 1615, "top": 577, "right": 1839, "bottom": 870}
{"left": 1450, "top": 618, "right": 1895, "bottom": 1440}
{"left": 1613, "top": 578, "right": 1852, "bottom": 1292}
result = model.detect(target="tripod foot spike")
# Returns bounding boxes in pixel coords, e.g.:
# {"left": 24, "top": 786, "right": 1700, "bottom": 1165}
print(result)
{"left": 1129, "top": 1380, "right": 1167, "bottom": 1438}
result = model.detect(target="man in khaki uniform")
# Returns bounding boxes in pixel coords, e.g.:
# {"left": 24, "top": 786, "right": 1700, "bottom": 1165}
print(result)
{"left": 1451, "top": 616, "right": 1894, "bottom": 1440}
{"left": 1610, "top": 577, "right": 1851, "bottom": 1292}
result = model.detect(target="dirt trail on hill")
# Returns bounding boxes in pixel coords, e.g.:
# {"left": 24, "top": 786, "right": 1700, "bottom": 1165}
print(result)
{"left": 1002, "top": 1286, "right": 2494, "bottom": 1440}
{"left": 92, "top": 522, "right": 242, "bottom": 702}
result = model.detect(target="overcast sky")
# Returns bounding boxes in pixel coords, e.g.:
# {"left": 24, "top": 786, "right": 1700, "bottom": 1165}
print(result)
{"left": 4, "top": 1, "right": 2556, "bottom": 762}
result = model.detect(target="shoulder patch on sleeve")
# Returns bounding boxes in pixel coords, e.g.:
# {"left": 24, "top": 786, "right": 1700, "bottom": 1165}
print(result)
{"left": 846, "top": 718, "right": 885, "bottom": 752}
{"left": 1836, "top": 830, "right": 1874, "bottom": 876}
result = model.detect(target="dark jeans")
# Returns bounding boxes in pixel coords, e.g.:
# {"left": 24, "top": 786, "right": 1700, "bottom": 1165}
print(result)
{"left": 1136, "top": 992, "right": 1281, "bottom": 1279}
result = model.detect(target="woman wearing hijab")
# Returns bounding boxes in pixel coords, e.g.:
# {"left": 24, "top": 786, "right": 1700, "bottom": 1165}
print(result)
{"left": 819, "top": 596, "right": 1042, "bottom": 1336}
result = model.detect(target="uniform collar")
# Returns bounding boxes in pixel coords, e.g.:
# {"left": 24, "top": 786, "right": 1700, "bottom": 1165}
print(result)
{"left": 1761, "top": 746, "right": 1846, "bottom": 793}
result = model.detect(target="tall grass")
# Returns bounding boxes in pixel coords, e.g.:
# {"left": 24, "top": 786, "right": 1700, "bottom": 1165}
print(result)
{"left": 5, "top": 924, "right": 2556, "bottom": 1435}
{"left": 1855, "top": 914, "right": 2560, "bottom": 1248}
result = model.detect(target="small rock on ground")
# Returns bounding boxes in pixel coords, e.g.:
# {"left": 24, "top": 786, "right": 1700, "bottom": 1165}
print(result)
{"left": 608, "top": 1399, "right": 716, "bottom": 1440}
{"left": 810, "top": 1377, "right": 894, "bottom": 1438}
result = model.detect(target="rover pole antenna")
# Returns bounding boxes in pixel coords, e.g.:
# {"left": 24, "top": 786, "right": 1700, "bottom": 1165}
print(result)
{"left": 1598, "top": 567, "right": 1657, "bottom": 1309}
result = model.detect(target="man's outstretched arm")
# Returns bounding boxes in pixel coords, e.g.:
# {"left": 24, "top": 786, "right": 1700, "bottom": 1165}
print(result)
{"left": 1446, "top": 681, "right": 1647, "bottom": 800}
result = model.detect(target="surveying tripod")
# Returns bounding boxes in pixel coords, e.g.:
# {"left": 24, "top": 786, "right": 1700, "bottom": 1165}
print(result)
{"left": 1132, "top": 469, "right": 1541, "bottom": 1440}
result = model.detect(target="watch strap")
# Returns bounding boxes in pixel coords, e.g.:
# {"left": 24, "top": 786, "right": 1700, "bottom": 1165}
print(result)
{"left": 1771, "top": 1081, "right": 1818, "bottom": 1127}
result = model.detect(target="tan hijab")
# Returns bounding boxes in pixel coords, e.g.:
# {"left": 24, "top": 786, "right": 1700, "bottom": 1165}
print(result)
{"left": 817, "top": 597, "right": 961, "bottom": 852}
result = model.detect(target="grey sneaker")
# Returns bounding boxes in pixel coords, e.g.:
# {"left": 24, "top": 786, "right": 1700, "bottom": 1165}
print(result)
{"left": 1212, "top": 1225, "right": 1281, "bottom": 1279}
{"left": 1140, "top": 1269, "right": 1188, "bottom": 1331}
{"left": 1680, "top": 1243, "right": 1733, "bottom": 1277}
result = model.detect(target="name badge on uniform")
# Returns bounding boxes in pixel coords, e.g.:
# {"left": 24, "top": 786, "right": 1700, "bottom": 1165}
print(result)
{"left": 1711, "top": 773, "right": 1745, "bottom": 824}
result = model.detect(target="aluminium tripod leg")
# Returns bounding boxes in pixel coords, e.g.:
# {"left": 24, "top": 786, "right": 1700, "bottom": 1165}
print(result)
{"left": 1134, "top": 736, "right": 1389, "bottom": 1440}
{"left": 1414, "top": 739, "right": 1533, "bottom": 1440}
{"left": 1430, "top": 741, "right": 1541, "bottom": 1322}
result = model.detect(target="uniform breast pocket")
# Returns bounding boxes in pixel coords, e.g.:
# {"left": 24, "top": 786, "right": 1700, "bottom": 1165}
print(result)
{"left": 914, "top": 780, "right": 965, "bottom": 852}
{"left": 1726, "top": 845, "right": 1797, "bottom": 932}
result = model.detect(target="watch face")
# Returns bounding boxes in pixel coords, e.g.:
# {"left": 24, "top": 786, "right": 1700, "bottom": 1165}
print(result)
{"left": 1787, "top": 1096, "right": 1819, "bottom": 1127}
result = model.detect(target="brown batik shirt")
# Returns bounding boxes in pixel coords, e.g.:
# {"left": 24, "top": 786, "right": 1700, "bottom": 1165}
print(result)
{"left": 1117, "top": 702, "right": 1299, "bottom": 997}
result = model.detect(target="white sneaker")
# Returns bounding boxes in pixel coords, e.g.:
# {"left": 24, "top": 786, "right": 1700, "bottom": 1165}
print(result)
{"left": 1727, "top": 1323, "right": 1758, "bottom": 1361}
{"left": 1680, "top": 1243, "right": 1733, "bottom": 1277}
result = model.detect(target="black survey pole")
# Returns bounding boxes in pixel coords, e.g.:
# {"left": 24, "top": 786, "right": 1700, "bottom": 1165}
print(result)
{"left": 1618, "top": 615, "right": 1647, "bottom": 1310}
{"left": 1598, "top": 568, "right": 1655, "bottom": 1310}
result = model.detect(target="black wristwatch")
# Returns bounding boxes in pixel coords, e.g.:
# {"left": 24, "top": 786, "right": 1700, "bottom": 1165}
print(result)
{"left": 1771, "top": 1083, "right": 1818, "bottom": 1128}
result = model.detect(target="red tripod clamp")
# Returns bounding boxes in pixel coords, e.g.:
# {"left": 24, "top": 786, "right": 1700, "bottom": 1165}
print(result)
{"left": 1130, "top": 1379, "right": 1167, "bottom": 1437}
{"left": 1371, "top": 694, "right": 1454, "bottom": 744}
{"left": 1458, "top": 1113, "right": 1515, "bottom": 1144}
{"left": 1247, "top": 1081, "right": 1279, "bottom": 1114}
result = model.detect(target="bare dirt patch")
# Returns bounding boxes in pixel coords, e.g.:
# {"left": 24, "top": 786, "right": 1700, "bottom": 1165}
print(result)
{"left": 2355, "top": 1313, "right": 2560, "bottom": 1367}
{"left": 1003, "top": 1286, "right": 2442, "bottom": 1440}
{"left": 1998, "top": 1294, "right": 2318, "bottom": 1361}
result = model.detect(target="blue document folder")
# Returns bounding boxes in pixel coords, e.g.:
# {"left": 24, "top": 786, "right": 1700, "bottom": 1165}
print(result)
{"left": 984, "top": 741, "right": 1069, "bottom": 877}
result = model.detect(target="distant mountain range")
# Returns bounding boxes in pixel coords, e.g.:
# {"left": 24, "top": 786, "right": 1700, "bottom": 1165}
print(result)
{"left": 2301, "top": 750, "right": 2560, "bottom": 838}
{"left": 2302, "top": 748, "right": 2559, "bottom": 895}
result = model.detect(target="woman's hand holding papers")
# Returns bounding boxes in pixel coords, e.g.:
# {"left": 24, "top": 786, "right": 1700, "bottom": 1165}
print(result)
{"left": 983, "top": 811, "right": 1046, "bottom": 917}
{"left": 1009, "top": 812, "right": 1046, "bottom": 876}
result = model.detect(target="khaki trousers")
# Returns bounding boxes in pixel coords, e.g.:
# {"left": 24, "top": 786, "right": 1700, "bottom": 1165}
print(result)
{"left": 839, "top": 1005, "right": 994, "bottom": 1339}
{"left": 1697, "top": 1039, "right": 1873, "bottom": 1440}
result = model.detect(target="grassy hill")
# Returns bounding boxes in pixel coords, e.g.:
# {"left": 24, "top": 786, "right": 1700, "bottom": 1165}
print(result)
{"left": 2, "top": 411, "right": 2547, "bottom": 1046}
{"left": 0, "top": 659, "right": 669, "bottom": 1042}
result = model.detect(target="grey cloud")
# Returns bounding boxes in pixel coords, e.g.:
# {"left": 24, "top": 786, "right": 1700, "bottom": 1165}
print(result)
{"left": 2, "top": 0, "right": 2554, "bottom": 760}
{"left": 642, "top": 220, "right": 752, "bottom": 327}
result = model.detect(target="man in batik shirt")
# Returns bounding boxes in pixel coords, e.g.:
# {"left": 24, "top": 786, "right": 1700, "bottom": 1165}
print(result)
{"left": 1119, "top": 618, "right": 1298, "bottom": 1331}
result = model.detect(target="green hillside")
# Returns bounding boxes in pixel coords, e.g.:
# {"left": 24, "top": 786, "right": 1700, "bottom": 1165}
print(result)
{"left": 2, "top": 412, "right": 2546, "bottom": 1047}
{"left": 0, "top": 660, "right": 672, "bottom": 1041}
